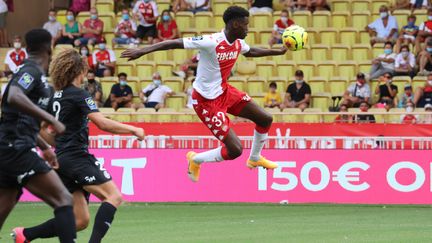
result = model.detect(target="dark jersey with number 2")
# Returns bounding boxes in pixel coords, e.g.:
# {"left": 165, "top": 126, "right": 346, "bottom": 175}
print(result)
{"left": 51, "top": 85, "right": 99, "bottom": 155}
{"left": 0, "top": 59, "right": 52, "bottom": 150}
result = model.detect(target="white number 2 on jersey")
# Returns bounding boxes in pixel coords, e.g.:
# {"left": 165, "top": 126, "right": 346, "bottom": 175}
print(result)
{"left": 52, "top": 101, "right": 61, "bottom": 120}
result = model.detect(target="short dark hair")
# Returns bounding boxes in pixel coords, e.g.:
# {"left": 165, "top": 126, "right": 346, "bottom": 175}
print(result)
{"left": 339, "top": 104, "right": 348, "bottom": 110}
{"left": 360, "top": 101, "right": 369, "bottom": 107}
{"left": 295, "top": 70, "right": 304, "bottom": 77}
{"left": 384, "top": 41, "right": 393, "bottom": 48}
{"left": 118, "top": 72, "right": 127, "bottom": 78}
{"left": 407, "top": 14, "right": 416, "bottom": 20}
{"left": 87, "top": 69, "right": 95, "bottom": 75}
{"left": 269, "top": 81, "right": 277, "bottom": 88}
{"left": 25, "top": 29, "right": 52, "bottom": 54}
{"left": 400, "top": 44, "right": 409, "bottom": 52}
{"left": 223, "top": 6, "right": 249, "bottom": 24}
{"left": 383, "top": 72, "right": 393, "bottom": 78}
{"left": 281, "top": 9, "right": 289, "bottom": 14}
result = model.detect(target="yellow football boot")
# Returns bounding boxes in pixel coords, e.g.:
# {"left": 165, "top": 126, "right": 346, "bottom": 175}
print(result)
{"left": 187, "top": 152, "right": 200, "bottom": 182}
{"left": 247, "top": 156, "right": 278, "bottom": 170}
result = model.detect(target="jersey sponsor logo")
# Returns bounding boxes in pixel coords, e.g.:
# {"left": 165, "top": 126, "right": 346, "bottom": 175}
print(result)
{"left": 85, "top": 97, "right": 98, "bottom": 110}
{"left": 17, "top": 72, "right": 34, "bottom": 89}
{"left": 54, "top": 91, "right": 63, "bottom": 98}
{"left": 216, "top": 51, "right": 238, "bottom": 61}
{"left": 191, "top": 36, "right": 203, "bottom": 41}
{"left": 85, "top": 176, "right": 96, "bottom": 183}
{"left": 37, "top": 97, "right": 50, "bottom": 107}
{"left": 103, "top": 171, "right": 111, "bottom": 179}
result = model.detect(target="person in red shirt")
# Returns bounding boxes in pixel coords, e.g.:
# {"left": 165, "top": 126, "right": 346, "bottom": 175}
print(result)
{"left": 401, "top": 101, "right": 418, "bottom": 124}
{"left": 269, "top": 10, "right": 294, "bottom": 47}
{"left": 4, "top": 35, "right": 28, "bottom": 74}
{"left": 413, "top": 73, "right": 432, "bottom": 107}
{"left": 92, "top": 39, "right": 116, "bottom": 77}
{"left": 113, "top": 8, "right": 137, "bottom": 45}
{"left": 156, "top": 10, "right": 179, "bottom": 42}
{"left": 133, "top": 0, "right": 159, "bottom": 44}
{"left": 334, "top": 104, "right": 353, "bottom": 123}
{"left": 79, "top": 45, "right": 94, "bottom": 70}
{"left": 74, "top": 7, "right": 104, "bottom": 47}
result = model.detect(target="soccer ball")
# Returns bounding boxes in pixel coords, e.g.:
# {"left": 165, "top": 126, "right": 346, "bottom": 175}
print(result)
{"left": 282, "top": 25, "right": 308, "bottom": 51}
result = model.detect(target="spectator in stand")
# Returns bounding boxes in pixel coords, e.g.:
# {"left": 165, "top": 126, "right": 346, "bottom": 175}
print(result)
{"left": 264, "top": 82, "right": 282, "bottom": 109}
{"left": 4, "top": 35, "right": 27, "bottom": 74}
{"left": 108, "top": 72, "right": 133, "bottom": 110}
{"left": 295, "top": 0, "right": 310, "bottom": 10}
{"left": 411, "top": 0, "right": 428, "bottom": 9}
{"left": 369, "top": 41, "right": 396, "bottom": 80}
{"left": 70, "top": 0, "right": 90, "bottom": 14}
{"left": 172, "top": 0, "right": 210, "bottom": 13}
{"left": 136, "top": 72, "right": 175, "bottom": 110}
{"left": 43, "top": 9, "right": 63, "bottom": 46}
{"left": 355, "top": 101, "right": 376, "bottom": 123}
{"left": 156, "top": 10, "right": 179, "bottom": 42}
{"left": 400, "top": 101, "right": 418, "bottom": 124}
{"left": 375, "top": 72, "right": 398, "bottom": 108}
{"left": 113, "top": 8, "right": 138, "bottom": 46}
{"left": 395, "top": 15, "right": 418, "bottom": 52}
{"left": 93, "top": 39, "right": 116, "bottom": 77}
{"left": 0, "top": 0, "right": 7, "bottom": 47}
{"left": 417, "top": 37, "right": 432, "bottom": 75}
{"left": 308, "top": 0, "right": 331, "bottom": 11}
{"left": 248, "top": 0, "right": 273, "bottom": 14}
{"left": 74, "top": 7, "right": 104, "bottom": 47}
{"left": 365, "top": 5, "right": 398, "bottom": 46}
{"left": 413, "top": 73, "right": 432, "bottom": 107}
{"left": 398, "top": 84, "right": 414, "bottom": 108}
{"left": 83, "top": 70, "right": 103, "bottom": 107}
{"left": 334, "top": 104, "right": 353, "bottom": 123}
{"left": 415, "top": 8, "right": 432, "bottom": 53}
{"left": 419, "top": 103, "right": 432, "bottom": 123}
{"left": 103, "top": 68, "right": 113, "bottom": 77}
{"left": 390, "top": 0, "right": 410, "bottom": 11}
{"left": 269, "top": 10, "right": 294, "bottom": 47}
{"left": 79, "top": 45, "right": 94, "bottom": 70}
{"left": 394, "top": 45, "right": 416, "bottom": 78}
{"left": 342, "top": 73, "right": 371, "bottom": 108}
{"left": 56, "top": 10, "right": 82, "bottom": 46}
{"left": 173, "top": 53, "right": 199, "bottom": 78}
{"left": 133, "top": 0, "right": 159, "bottom": 44}
{"left": 283, "top": 70, "right": 311, "bottom": 111}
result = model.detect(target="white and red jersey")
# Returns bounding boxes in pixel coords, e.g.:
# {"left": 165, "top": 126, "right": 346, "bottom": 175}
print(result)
{"left": 133, "top": 0, "right": 159, "bottom": 27}
{"left": 92, "top": 49, "right": 116, "bottom": 66}
{"left": 4, "top": 48, "right": 27, "bottom": 72}
{"left": 183, "top": 31, "right": 250, "bottom": 100}
{"left": 115, "top": 19, "right": 137, "bottom": 38}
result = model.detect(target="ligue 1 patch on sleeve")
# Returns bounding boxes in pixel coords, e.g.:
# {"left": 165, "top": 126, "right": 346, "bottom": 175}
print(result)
{"left": 85, "top": 97, "right": 98, "bottom": 110}
{"left": 17, "top": 72, "right": 34, "bottom": 90}
{"left": 191, "top": 36, "right": 203, "bottom": 41}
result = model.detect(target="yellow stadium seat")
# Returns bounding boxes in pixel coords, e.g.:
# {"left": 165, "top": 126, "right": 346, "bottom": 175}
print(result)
{"left": 357, "top": 61, "right": 371, "bottom": 75}
{"left": 96, "top": 0, "right": 114, "bottom": 13}
{"left": 311, "top": 94, "right": 330, "bottom": 111}
{"left": 319, "top": 28, "right": 339, "bottom": 45}
{"left": 166, "top": 95, "right": 185, "bottom": 111}
{"left": 268, "top": 76, "right": 288, "bottom": 94}
{"left": 312, "top": 11, "right": 331, "bottom": 28}
{"left": 104, "top": 32, "right": 115, "bottom": 47}
{"left": 289, "top": 45, "right": 310, "bottom": 62}
{"left": 234, "top": 0, "right": 248, "bottom": 9}
{"left": 156, "top": 61, "right": 176, "bottom": 78}
{"left": 392, "top": 76, "right": 411, "bottom": 95}
{"left": 114, "top": 46, "right": 127, "bottom": 60}
{"left": 236, "top": 61, "right": 257, "bottom": 76}
{"left": 339, "top": 28, "right": 358, "bottom": 46}
{"left": 251, "top": 12, "right": 272, "bottom": 29}
{"left": 251, "top": 95, "right": 265, "bottom": 107}
{"left": 331, "top": 44, "right": 350, "bottom": 61}
{"left": 387, "top": 108, "right": 405, "bottom": 124}
{"left": 352, "top": 0, "right": 371, "bottom": 12}
{"left": 99, "top": 107, "right": 115, "bottom": 113}
{"left": 332, "top": 11, "right": 350, "bottom": 29}
{"left": 136, "top": 61, "right": 155, "bottom": 79}
{"left": 371, "top": 1, "right": 389, "bottom": 14}
{"left": 331, "top": 0, "right": 350, "bottom": 12}
{"left": 139, "top": 77, "right": 153, "bottom": 90}
{"left": 328, "top": 77, "right": 348, "bottom": 96}
{"left": 181, "top": 30, "right": 199, "bottom": 38}
{"left": 214, "top": 0, "right": 231, "bottom": 15}
{"left": 270, "top": 44, "right": 287, "bottom": 63}
{"left": 310, "top": 44, "right": 329, "bottom": 62}
{"left": 368, "top": 108, "right": 386, "bottom": 123}
{"left": 214, "top": 14, "right": 225, "bottom": 30}
{"left": 150, "top": 49, "right": 170, "bottom": 62}
{"left": 171, "top": 49, "right": 189, "bottom": 65}
{"left": 392, "top": 10, "right": 411, "bottom": 29}
{"left": 256, "top": 61, "right": 275, "bottom": 80}
{"left": 338, "top": 61, "right": 357, "bottom": 80}
{"left": 155, "top": 113, "right": 175, "bottom": 122}
{"left": 412, "top": 76, "right": 426, "bottom": 90}
{"left": 228, "top": 76, "right": 247, "bottom": 91}
{"left": 351, "top": 44, "right": 371, "bottom": 61}
{"left": 308, "top": 77, "right": 327, "bottom": 94}
{"left": 351, "top": 11, "right": 371, "bottom": 30}
{"left": 175, "top": 12, "right": 194, "bottom": 29}
{"left": 305, "top": 28, "right": 319, "bottom": 45}
{"left": 276, "top": 61, "right": 297, "bottom": 79}
{"left": 200, "top": 28, "right": 218, "bottom": 36}
{"left": 413, "top": 9, "right": 427, "bottom": 24}
{"left": 195, "top": 12, "right": 213, "bottom": 30}
{"left": 100, "top": 77, "right": 117, "bottom": 98}
{"left": 77, "top": 11, "right": 90, "bottom": 24}
{"left": 244, "top": 28, "right": 257, "bottom": 45}
{"left": 317, "top": 62, "right": 337, "bottom": 80}
{"left": 297, "top": 61, "right": 316, "bottom": 80}
{"left": 157, "top": 0, "right": 171, "bottom": 12}
{"left": 372, "top": 45, "right": 385, "bottom": 58}
{"left": 136, "top": 113, "right": 155, "bottom": 122}
{"left": 258, "top": 29, "right": 273, "bottom": 45}
{"left": 358, "top": 30, "right": 370, "bottom": 44}
{"left": 163, "top": 76, "right": 184, "bottom": 93}
{"left": 57, "top": 10, "right": 67, "bottom": 25}
{"left": 247, "top": 77, "right": 266, "bottom": 95}
{"left": 116, "top": 62, "right": 136, "bottom": 77}
{"left": 127, "top": 76, "right": 140, "bottom": 95}
{"left": 293, "top": 10, "right": 311, "bottom": 28}
{"left": 279, "top": 113, "right": 300, "bottom": 123}
{"left": 302, "top": 114, "right": 321, "bottom": 123}
{"left": 271, "top": 11, "right": 281, "bottom": 23}
{"left": 99, "top": 13, "right": 115, "bottom": 33}
{"left": 112, "top": 113, "right": 132, "bottom": 122}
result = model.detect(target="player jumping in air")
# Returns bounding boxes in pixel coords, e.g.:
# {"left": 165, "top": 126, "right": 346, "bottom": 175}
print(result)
{"left": 13, "top": 49, "right": 144, "bottom": 243}
{"left": 0, "top": 29, "right": 76, "bottom": 243}
{"left": 122, "top": 6, "right": 287, "bottom": 182}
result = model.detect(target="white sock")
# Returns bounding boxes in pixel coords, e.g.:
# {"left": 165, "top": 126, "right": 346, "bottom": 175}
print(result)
{"left": 193, "top": 147, "right": 224, "bottom": 164}
{"left": 249, "top": 130, "right": 268, "bottom": 162}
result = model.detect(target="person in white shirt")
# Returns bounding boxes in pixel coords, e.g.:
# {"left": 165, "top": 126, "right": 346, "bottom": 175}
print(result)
{"left": 342, "top": 72, "right": 371, "bottom": 108}
{"left": 365, "top": 5, "right": 398, "bottom": 46}
{"left": 136, "top": 72, "right": 175, "bottom": 110}
{"left": 369, "top": 41, "right": 396, "bottom": 80}
{"left": 394, "top": 45, "right": 416, "bottom": 77}
{"left": 4, "top": 35, "right": 28, "bottom": 73}
{"left": 133, "top": 0, "right": 159, "bottom": 44}
{"left": 43, "top": 9, "right": 63, "bottom": 46}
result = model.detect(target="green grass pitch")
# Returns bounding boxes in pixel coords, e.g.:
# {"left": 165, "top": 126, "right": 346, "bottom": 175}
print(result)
{"left": 1, "top": 203, "right": 431, "bottom": 242}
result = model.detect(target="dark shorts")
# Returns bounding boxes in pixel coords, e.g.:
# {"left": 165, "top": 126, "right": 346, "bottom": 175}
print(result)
{"left": 56, "top": 151, "right": 111, "bottom": 202}
{"left": 136, "top": 25, "right": 157, "bottom": 39}
{"left": 0, "top": 147, "right": 51, "bottom": 189}
{"left": 144, "top": 101, "right": 159, "bottom": 108}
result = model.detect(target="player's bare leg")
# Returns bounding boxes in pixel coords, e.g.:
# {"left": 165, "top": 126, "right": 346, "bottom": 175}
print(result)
{"left": 237, "top": 101, "right": 278, "bottom": 170}
{"left": 0, "top": 188, "right": 19, "bottom": 231}
{"left": 73, "top": 191, "right": 90, "bottom": 231}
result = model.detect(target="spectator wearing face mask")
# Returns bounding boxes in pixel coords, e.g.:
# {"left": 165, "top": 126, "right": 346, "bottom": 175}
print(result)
{"left": 92, "top": 39, "right": 116, "bottom": 77}
{"left": 398, "top": 84, "right": 414, "bottom": 108}
{"left": 56, "top": 10, "right": 82, "bottom": 46}
{"left": 375, "top": 72, "right": 398, "bottom": 108}
{"left": 79, "top": 45, "right": 94, "bottom": 70}
{"left": 355, "top": 101, "right": 376, "bottom": 123}
{"left": 395, "top": 15, "right": 418, "bottom": 52}
{"left": 342, "top": 73, "right": 371, "bottom": 108}
{"left": 417, "top": 37, "right": 432, "bottom": 75}
{"left": 264, "top": 82, "right": 282, "bottom": 108}
{"left": 113, "top": 8, "right": 137, "bottom": 46}
{"left": 43, "top": 9, "right": 63, "bottom": 46}
{"left": 415, "top": 8, "right": 432, "bottom": 52}
{"left": 107, "top": 72, "right": 133, "bottom": 110}
{"left": 136, "top": 72, "right": 175, "bottom": 110}
{"left": 83, "top": 70, "right": 103, "bottom": 107}
{"left": 400, "top": 101, "right": 418, "bottom": 124}
{"left": 4, "top": 35, "right": 27, "bottom": 74}
{"left": 74, "top": 7, "right": 104, "bottom": 47}
{"left": 133, "top": 0, "right": 159, "bottom": 44}
{"left": 283, "top": 70, "right": 311, "bottom": 111}
{"left": 394, "top": 45, "right": 416, "bottom": 78}
{"left": 413, "top": 73, "right": 432, "bottom": 107}
{"left": 269, "top": 10, "right": 294, "bottom": 47}
{"left": 365, "top": 5, "right": 398, "bottom": 46}
{"left": 419, "top": 103, "right": 432, "bottom": 123}
{"left": 156, "top": 10, "right": 179, "bottom": 42}
{"left": 369, "top": 41, "right": 396, "bottom": 80}
{"left": 334, "top": 104, "right": 353, "bottom": 123}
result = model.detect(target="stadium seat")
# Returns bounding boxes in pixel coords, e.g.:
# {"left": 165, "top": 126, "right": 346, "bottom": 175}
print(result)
{"left": 310, "top": 44, "right": 329, "bottom": 62}
{"left": 195, "top": 12, "right": 213, "bottom": 30}
{"left": 251, "top": 12, "right": 272, "bottom": 29}
{"left": 234, "top": 0, "right": 248, "bottom": 9}
{"left": 308, "top": 76, "right": 327, "bottom": 94}
{"left": 412, "top": 76, "right": 426, "bottom": 90}
{"left": 413, "top": 9, "right": 427, "bottom": 24}
{"left": 331, "top": 44, "right": 350, "bottom": 61}
{"left": 392, "top": 10, "right": 411, "bottom": 29}
{"left": 357, "top": 61, "right": 371, "bottom": 75}
{"left": 104, "top": 32, "right": 115, "bottom": 47}
{"left": 289, "top": 45, "right": 310, "bottom": 62}
{"left": 279, "top": 112, "right": 300, "bottom": 123}
{"left": 214, "top": 0, "right": 232, "bottom": 15}
{"left": 117, "top": 62, "right": 136, "bottom": 77}
{"left": 171, "top": 49, "right": 189, "bottom": 65}
{"left": 251, "top": 94, "right": 265, "bottom": 107}
{"left": 358, "top": 30, "right": 370, "bottom": 44}
{"left": 268, "top": 76, "right": 288, "bottom": 94}
{"left": 99, "top": 107, "right": 115, "bottom": 114}
{"left": 292, "top": 11, "right": 311, "bottom": 28}
{"left": 331, "top": 11, "right": 350, "bottom": 29}
{"left": 95, "top": 0, "right": 114, "bottom": 13}
{"left": 127, "top": 76, "right": 140, "bottom": 95}
{"left": 352, "top": 0, "right": 371, "bottom": 12}
{"left": 256, "top": 61, "right": 276, "bottom": 79}
{"left": 100, "top": 77, "right": 117, "bottom": 98}
{"left": 305, "top": 28, "right": 319, "bottom": 45}
{"left": 312, "top": 11, "right": 331, "bottom": 28}
{"left": 151, "top": 49, "right": 170, "bottom": 63}
{"left": 331, "top": 0, "right": 350, "bottom": 12}
{"left": 236, "top": 61, "right": 257, "bottom": 76}
{"left": 258, "top": 29, "right": 273, "bottom": 45}
{"left": 296, "top": 61, "right": 316, "bottom": 80}
{"left": 328, "top": 77, "right": 348, "bottom": 96}
{"left": 166, "top": 95, "right": 185, "bottom": 111}
{"left": 181, "top": 30, "right": 199, "bottom": 38}
{"left": 99, "top": 13, "right": 115, "bottom": 33}
{"left": 200, "top": 28, "right": 218, "bottom": 36}
{"left": 276, "top": 61, "right": 297, "bottom": 79}
{"left": 337, "top": 61, "right": 357, "bottom": 80}
{"left": 164, "top": 76, "right": 184, "bottom": 93}
{"left": 156, "top": 0, "right": 171, "bottom": 11}
{"left": 371, "top": 1, "right": 389, "bottom": 14}
{"left": 136, "top": 61, "right": 155, "bottom": 79}
{"left": 302, "top": 114, "right": 321, "bottom": 123}
{"left": 372, "top": 46, "right": 385, "bottom": 58}
{"left": 270, "top": 44, "right": 286, "bottom": 62}
{"left": 112, "top": 112, "right": 132, "bottom": 123}
{"left": 245, "top": 28, "right": 257, "bottom": 45}
{"left": 214, "top": 15, "right": 225, "bottom": 30}
{"left": 247, "top": 77, "right": 266, "bottom": 95}
{"left": 228, "top": 76, "right": 246, "bottom": 91}
{"left": 57, "top": 10, "right": 67, "bottom": 25}
{"left": 175, "top": 12, "right": 194, "bottom": 29}
{"left": 339, "top": 28, "right": 358, "bottom": 46}
{"left": 392, "top": 76, "right": 411, "bottom": 96}
{"left": 351, "top": 44, "right": 371, "bottom": 61}
{"left": 317, "top": 62, "right": 337, "bottom": 80}
{"left": 368, "top": 108, "right": 386, "bottom": 123}
{"left": 311, "top": 93, "right": 330, "bottom": 111}
{"left": 319, "top": 28, "right": 339, "bottom": 45}
{"left": 351, "top": 11, "right": 371, "bottom": 30}
{"left": 77, "top": 11, "right": 90, "bottom": 24}
{"left": 323, "top": 114, "right": 339, "bottom": 123}
{"left": 387, "top": 108, "right": 405, "bottom": 124}
{"left": 155, "top": 61, "right": 175, "bottom": 78}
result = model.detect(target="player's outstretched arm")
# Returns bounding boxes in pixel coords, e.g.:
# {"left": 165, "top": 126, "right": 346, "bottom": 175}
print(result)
{"left": 88, "top": 112, "right": 145, "bottom": 140}
{"left": 121, "top": 39, "right": 184, "bottom": 61}
{"left": 7, "top": 86, "right": 65, "bottom": 135}
{"left": 243, "top": 45, "right": 287, "bottom": 58}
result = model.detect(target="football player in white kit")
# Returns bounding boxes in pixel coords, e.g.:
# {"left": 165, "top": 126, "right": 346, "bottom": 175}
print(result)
{"left": 122, "top": 6, "right": 288, "bottom": 182}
